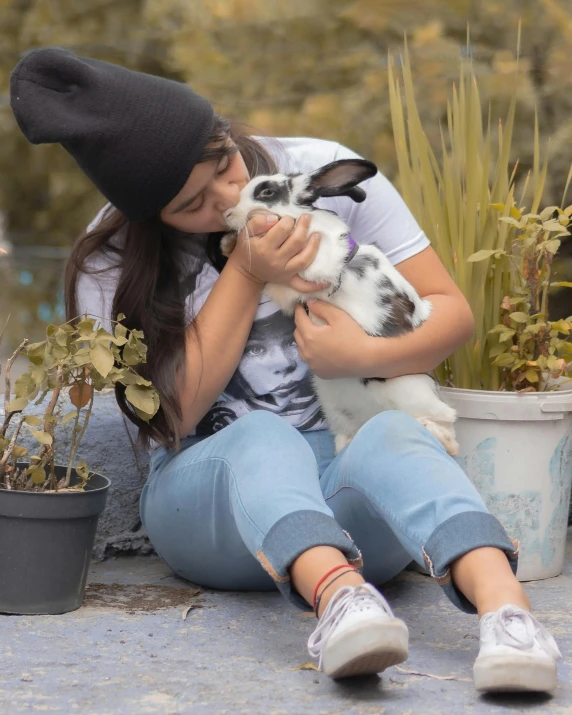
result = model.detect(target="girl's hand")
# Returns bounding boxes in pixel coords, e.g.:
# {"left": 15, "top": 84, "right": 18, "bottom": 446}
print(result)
{"left": 294, "top": 299, "right": 373, "bottom": 379}
{"left": 227, "top": 213, "right": 330, "bottom": 292}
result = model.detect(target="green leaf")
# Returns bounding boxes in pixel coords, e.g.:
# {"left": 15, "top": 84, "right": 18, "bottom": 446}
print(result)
{"left": 89, "top": 342, "right": 114, "bottom": 378}
{"left": 29, "top": 466, "right": 46, "bottom": 485}
{"left": 541, "top": 219, "right": 566, "bottom": 232}
{"left": 53, "top": 328, "right": 69, "bottom": 347}
{"left": 525, "top": 368, "right": 539, "bottom": 383}
{"left": 550, "top": 281, "right": 572, "bottom": 288}
{"left": 51, "top": 345, "right": 69, "bottom": 360}
{"left": 77, "top": 318, "right": 96, "bottom": 338}
{"left": 60, "top": 411, "right": 79, "bottom": 425}
{"left": 493, "top": 354, "right": 516, "bottom": 367}
{"left": 8, "top": 396, "right": 29, "bottom": 412}
{"left": 122, "top": 342, "right": 142, "bottom": 366}
{"left": 125, "top": 384, "right": 157, "bottom": 415}
{"left": 499, "top": 329, "right": 516, "bottom": 342}
{"left": 550, "top": 320, "right": 571, "bottom": 335}
{"left": 75, "top": 460, "right": 89, "bottom": 479}
{"left": 467, "top": 249, "right": 504, "bottom": 262}
{"left": 509, "top": 312, "right": 528, "bottom": 323}
{"left": 539, "top": 206, "right": 558, "bottom": 220}
{"left": 30, "top": 430, "right": 53, "bottom": 445}
{"left": 26, "top": 341, "right": 46, "bottom": 357}
{"left": 543, "top": 239, "right": 561, "bottom": 254}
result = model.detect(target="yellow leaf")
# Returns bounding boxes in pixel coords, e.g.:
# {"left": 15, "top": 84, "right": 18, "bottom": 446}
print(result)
{"left": 291, "top": 662, "right": 320, "bottom": 671}
{"left": 525, "top": 368, "right": 539, "bottom": 383}
{"left": 24, "top": 415, "right": 42, "bottom": 426}
{"left": 8, "top": 397, "right": 28, "bottom": 412}
{"left": 89, "top": 343, "right": 114, "bottom": 378}
{"left": 467, "top": 249, "right": 499, "bottom": 262}
{"left": 29, "top": 466, "right": 46, "bottom": 485}
{"left": 30, "top": 430, "right": 53, "bottom": 445}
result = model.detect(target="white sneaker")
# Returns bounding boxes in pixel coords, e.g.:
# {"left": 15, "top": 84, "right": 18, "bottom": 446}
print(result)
{"left": 473, "top": 604, "right": 562, "bottom": 693}
{"left": 307, "top": 583, "right": 409, "bottom": 679}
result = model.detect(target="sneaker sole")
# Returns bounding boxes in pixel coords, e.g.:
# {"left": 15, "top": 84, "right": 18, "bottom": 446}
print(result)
{"left": 473, "top": 654, "right": 557, "bottom": 693}
{"left": 321, "top": 618, "right": 409, "bottom": 679}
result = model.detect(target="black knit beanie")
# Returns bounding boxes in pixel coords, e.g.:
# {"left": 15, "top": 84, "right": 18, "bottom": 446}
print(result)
{"left": 10, "top": 48, "right": 215, "bottom": 221}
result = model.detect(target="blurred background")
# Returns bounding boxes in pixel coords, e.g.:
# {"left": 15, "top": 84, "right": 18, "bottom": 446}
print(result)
{"left": 1, "top": 0, "right": 572, "bottom": 367}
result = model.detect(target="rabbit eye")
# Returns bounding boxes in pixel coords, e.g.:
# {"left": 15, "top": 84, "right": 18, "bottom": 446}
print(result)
{"left": 260, "top": 189, "right": 274, "bottom": 198}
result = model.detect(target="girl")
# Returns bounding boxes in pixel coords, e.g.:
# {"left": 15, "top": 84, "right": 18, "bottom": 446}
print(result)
{"left": 10, "top": 47, "right": 561, "bottom": 692}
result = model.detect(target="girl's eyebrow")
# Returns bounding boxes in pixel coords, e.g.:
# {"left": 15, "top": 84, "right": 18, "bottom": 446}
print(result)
{"left": 171, "top": 147, "right": 235, "bottom": 214}
{"left": 170, "top": 169, "right": 215, "bottom": 214}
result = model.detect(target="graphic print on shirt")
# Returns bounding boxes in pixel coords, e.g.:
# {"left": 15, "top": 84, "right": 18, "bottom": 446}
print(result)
{"left": 195, "top": 299, "right": 325, "bottom": 435}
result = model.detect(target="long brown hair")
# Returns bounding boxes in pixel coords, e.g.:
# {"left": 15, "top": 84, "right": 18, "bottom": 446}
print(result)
{"left": 65, "top": 115, "right": 279, "bottom": 450}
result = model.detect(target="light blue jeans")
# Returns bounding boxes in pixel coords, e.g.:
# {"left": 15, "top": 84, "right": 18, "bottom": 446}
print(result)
{"left": 140, "top": 410, "right": 518, "bottom": 614}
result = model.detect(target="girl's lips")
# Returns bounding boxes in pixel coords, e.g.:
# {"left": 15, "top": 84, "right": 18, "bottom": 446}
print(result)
{"left": 274, "top": 380, "right": 298, "bottom": 393}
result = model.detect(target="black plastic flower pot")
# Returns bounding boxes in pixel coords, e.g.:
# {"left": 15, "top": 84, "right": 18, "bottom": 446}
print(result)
{"left": 0, "top": 465, "right": 110, "bottom": 615}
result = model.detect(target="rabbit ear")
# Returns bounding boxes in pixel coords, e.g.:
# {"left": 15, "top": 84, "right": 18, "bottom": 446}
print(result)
{"left": 299, "top": 159, "right": 377, "bottom": 204}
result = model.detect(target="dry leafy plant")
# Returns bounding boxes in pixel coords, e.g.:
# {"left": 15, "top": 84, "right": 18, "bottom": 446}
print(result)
{"left": 472, "top": 204, "right": 572, "bottom": 391}
{"left": 0, "top": 314, "right": 159, "bottom": 491}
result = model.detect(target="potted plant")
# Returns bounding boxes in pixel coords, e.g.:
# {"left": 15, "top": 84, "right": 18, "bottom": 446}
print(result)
{"left": 388, "top": 38, "right": 572, "bottom": 581}
{"left": 0, "top": 314, "right": 159, "bottom": 614}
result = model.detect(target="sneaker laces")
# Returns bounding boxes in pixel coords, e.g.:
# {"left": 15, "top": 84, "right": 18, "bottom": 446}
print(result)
{"left": 486, "top": 605, "right": 562, "bottom": 660}
{"left": 307, "top": 584, "right": 394, "bottom": 668}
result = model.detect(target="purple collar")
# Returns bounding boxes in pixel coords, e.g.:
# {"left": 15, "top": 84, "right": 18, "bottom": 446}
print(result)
{"left": 344, "top": 234, "right": 358, "bottom": 264}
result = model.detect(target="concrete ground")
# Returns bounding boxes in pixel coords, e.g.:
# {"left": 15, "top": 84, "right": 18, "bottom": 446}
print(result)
{"left": 1, "top": 532, "right": 571, "bottom": 715}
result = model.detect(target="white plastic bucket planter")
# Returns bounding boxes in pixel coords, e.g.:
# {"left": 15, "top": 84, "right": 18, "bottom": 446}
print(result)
{"left": 439, "top": 387, "right": 572, "bottom": 581}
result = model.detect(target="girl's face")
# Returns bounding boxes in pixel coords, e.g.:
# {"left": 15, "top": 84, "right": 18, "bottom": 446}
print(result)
{"left": 160, "top": 140, "right": 250, "bottom": 233}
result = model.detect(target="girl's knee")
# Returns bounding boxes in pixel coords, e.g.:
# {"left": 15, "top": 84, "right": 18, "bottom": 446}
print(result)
{"left": 232, "top": 410, "right": 310, "bottom": 443}
{"left": 358, "top": 409, "right": 425, "bottom": 446}
{"left": 223, "top": 410, "right": 316, "bottom": 463}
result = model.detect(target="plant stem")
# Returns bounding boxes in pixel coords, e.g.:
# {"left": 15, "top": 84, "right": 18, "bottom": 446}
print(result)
{"left": 1, "top": 339, "right": 29, "bottom": 437}
{"left": 0, "top": 415, "right": 26, "bottom": 485}
{"left": 38, "top": 365, "right": 64, "bottom": 462}
{"left": 64, "top": 388, "right": 94, "bottom": 488}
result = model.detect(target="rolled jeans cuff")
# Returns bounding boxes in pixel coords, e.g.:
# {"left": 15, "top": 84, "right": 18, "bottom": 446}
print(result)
{"left": 256, "top": 510, "right": 363, "bottom": 610}
{"left": 422, "top": 511, "right": 519, "bottom": 614}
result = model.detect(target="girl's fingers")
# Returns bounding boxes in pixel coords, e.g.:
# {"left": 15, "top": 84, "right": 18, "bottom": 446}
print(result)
{"left": 290, "top": 274, "right": 330, "bottom": 293}
{"left": 275, "top": 214, "right": 312, "bottom": 256}
{"left": 245, "top": 213, "right": 280, "bottom": 239}
{"left": 285, "top": 232, "right": 322, "bottom": 273}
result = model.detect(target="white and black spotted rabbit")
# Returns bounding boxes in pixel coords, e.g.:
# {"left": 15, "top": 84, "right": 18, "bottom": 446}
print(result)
{"left": 221, "top": 159, "right": 459, "bottom": 456}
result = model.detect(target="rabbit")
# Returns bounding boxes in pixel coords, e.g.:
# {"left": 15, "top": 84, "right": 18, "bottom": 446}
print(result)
{"left": 221, "top": 159, "right": 459, "bottom": 456}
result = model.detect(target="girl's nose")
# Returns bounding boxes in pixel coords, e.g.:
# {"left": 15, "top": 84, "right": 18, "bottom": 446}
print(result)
{"left": 214, "top": 180, "right": 241, "bottom": 211}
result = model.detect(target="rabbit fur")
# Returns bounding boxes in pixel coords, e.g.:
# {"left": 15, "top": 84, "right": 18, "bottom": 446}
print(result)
{"left": 221, "top": 159, "right": 459, "bottom": 456}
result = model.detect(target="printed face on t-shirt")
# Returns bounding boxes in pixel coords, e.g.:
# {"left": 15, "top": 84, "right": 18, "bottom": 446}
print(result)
{"left": 227, "top": 310, "right": 308, "bottom": 401}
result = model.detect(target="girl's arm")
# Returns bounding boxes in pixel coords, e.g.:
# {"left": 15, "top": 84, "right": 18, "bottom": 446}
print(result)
{"left": 176, "top": 260, "right": 264, "bottom": 437}
{"left": 293, "top": 246, "right": 474, "bottom": 380}
{"left": 176, "top": 215, "right": 326, "bottom": 437}
{"left": 359, "top": 245, "right": 474, "bottom": 378}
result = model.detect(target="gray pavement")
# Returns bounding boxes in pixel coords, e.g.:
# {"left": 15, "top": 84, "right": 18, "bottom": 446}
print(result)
{"left": 1, "top": 532, "right": 571, "bottom": 715}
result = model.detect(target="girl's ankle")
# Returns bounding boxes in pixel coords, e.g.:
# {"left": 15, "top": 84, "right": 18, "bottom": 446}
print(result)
{"left": 476, "top": 589, "right": 531, "bottom": 618}
{"left": 315, "top": 571, "right": 365, "bottom": 618}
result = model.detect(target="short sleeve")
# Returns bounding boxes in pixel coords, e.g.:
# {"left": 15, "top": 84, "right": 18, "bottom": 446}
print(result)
{"left": 327, "top": 143, "right": 430, "bottom": 266}
{"left": 76, "top": 254, "right": 120, "bottom": 333}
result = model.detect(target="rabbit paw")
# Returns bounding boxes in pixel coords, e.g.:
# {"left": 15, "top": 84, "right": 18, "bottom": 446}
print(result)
{"left": 416, "top": 418, "right": 459, "bottom": 457}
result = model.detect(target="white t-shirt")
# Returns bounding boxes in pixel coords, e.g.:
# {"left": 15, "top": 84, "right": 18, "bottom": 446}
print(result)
{"left": 77, "top": 137, "right": 430, "bottom": 437}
